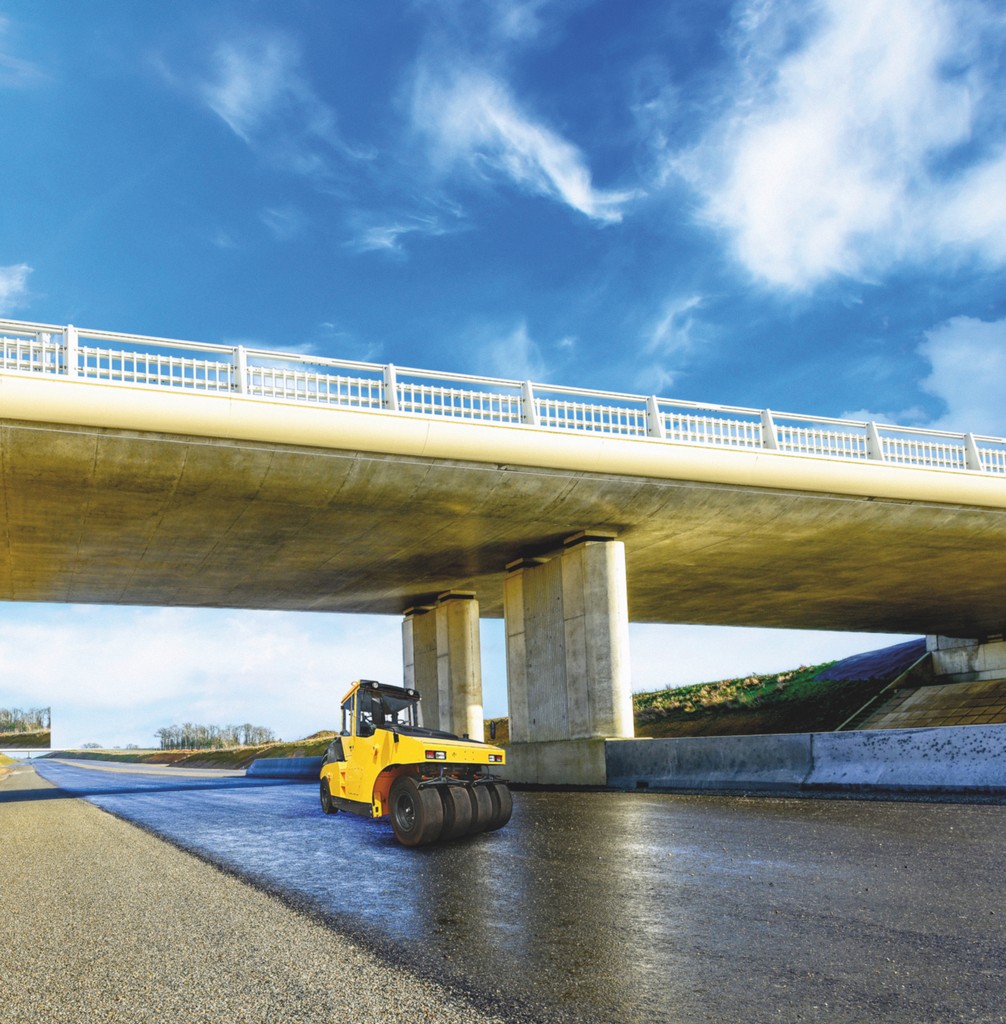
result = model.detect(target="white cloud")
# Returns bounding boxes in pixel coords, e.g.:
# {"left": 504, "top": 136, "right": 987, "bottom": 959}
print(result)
{"left": 413, "top": 66, "right": 634, "bottom": 223}
{"left": 935, "top": 149, "right": 1006, "bottom": 265}
{"left": 919, "top": 315, "right": 1006, "bottom": 436}
{"left": 845, "top": 316, "right": 1006, "bottom": 438}
{"left": 679, "top": 0, "right": 1006, "bottom": 289}
{"left": 473, "top": 321, "right": 548, "bottom": 380}
{"left": 490, "top": 0, "right": 551, "bottom": 42}
{"left": 197, "top": 31, "right": 370, "bottom": 177}
{"left": 0, "top": 606, "right": 405, "bottom": 749}
{"left": 0, "top": 263, "right": 31, "bottom": 312}
{"left": 840, "top": 406, "right": 928, "bottom": 428}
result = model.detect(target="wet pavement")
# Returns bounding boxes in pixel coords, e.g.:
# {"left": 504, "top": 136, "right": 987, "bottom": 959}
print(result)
{"left": 32, "top": 760, "right": 1006, "bottom": 1023}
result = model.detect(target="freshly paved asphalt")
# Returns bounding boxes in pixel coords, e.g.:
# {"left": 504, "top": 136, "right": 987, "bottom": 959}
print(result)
{"left": 1, "top": 762, "right": 504, "bottom": 1024}
{"left": 17, "top": 759, "right": 1006, "bottom": 1023}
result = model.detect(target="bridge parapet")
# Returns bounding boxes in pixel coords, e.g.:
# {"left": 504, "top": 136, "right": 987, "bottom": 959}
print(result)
{"left": 2, "top": 318, "right": 1004, "bottom": 476}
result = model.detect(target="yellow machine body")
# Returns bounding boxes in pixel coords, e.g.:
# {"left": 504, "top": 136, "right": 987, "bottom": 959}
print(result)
{"left": 318, "top": 679, "right": 511, "bottom": 845}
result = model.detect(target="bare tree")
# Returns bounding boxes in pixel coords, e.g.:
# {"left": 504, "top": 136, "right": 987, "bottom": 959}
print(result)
{"left": 0, "top": 706, "right": 51, "bottom": 733}
{"left": 155, "top": 720, "right": 276, "bottom": 750}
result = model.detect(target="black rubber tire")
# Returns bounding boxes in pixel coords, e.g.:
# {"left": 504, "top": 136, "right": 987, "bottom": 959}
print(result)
{"left": 466, "top": 783, "right": 493, "bottom": 835}
{"left": 389, "top": 775, "right": 445, "bottom": 847}
{"left": 320, "top": 779, "right": 338, "bottom": 815}
{"left": 438, "top": 785, "right": 473, "bottom": 841}
{"left": 483, "top": 782, "right": 513, "bottom": 832}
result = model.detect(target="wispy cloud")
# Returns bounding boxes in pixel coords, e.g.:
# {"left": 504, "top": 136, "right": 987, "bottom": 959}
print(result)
{"left": 0, "top": 263, "right": 31, "bottom": 312}
{"left": 413, "top": 65, "right": 634, "bottom": 223}
{"left": 195, "top": 30, "right": 371, "bottom": 178}
{"left": 0, "top": 17, "right": 45, "bottom": 88}
{"left": 348, "top": 214, "right": 457, "bottom": 255}
{"left": 416, "top": 0, "right": 556, "bottom": 49}
{"left": 645, "top": 295, "right": 705, "bottom": 357}
{"left": 468, "top": 320, "right": 549, "bottom": 380}
{"left": 676, "top": 0, "right": 1006, "bottom": 289}
{"left": 636, "top": 294, "right": 709, "bottom": 393}
{"left": 202, "top": 33, "right": 296, "bottom": 142}
{"left": 490, "top": 0, "right": 552, "bottom": 42}
{"left": 260, "top": 205, "right": 306, "bottom": 241}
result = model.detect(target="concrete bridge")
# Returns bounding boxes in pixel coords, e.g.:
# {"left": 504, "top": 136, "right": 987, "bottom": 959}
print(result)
{"left": 2, "top": 318, "right": 1006, "bottom": 782}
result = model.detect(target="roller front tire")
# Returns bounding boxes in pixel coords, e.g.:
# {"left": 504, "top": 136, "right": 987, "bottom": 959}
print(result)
{"left": 320, "top": 779, "right": 338, "bottom": 815}
{"left": 389, "top": 775, "right": 445, "bottom": 846}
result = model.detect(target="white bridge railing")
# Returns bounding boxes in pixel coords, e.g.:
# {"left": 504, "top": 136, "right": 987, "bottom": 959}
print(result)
{"left": 1, "top": 318, "right": 1004, "bottom": 476}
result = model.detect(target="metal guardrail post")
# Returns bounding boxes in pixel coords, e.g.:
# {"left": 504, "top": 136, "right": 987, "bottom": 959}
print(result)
{"left": 866, "top": 421, "right": 885, "bottom": 461}
{"left": 760, "top": 409, "right": 779, "bottom": 450}
{"left": 233, "top": 345, "right": 248, "bottom": 394}
{"left": 521, "top": 380, "right": 539, "bottom": 426}
{"left": 384, "top": 364, "right": 399, "bottom": 411}
{"left": 964, "top": 433, "right": 985, "bottom": 472}
{"left": 63, "top": 324, "right": 78, "bottom": 378}
{"left": 647, "top": 395, "right": 667, "bottom": 436}
{"left": 646, "top": 396, "right": 666, "bottom": 439}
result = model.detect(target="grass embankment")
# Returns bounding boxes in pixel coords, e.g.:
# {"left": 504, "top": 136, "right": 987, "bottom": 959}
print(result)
{"left": 48, "top": 732, "right": 338, "bottom": 769}
{"left": 0, "top": 730, "right": 51, "bottom": 749}
{"left": 633, "top": 664, "right": 890, "bottom": 737}
{"left": 0, "top": 752, "right": 15, "bottom": 766}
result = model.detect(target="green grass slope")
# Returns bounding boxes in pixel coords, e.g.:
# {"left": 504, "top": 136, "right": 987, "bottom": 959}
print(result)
{"left": 633, "top": 664, "right": 891, "bottom": 737}
{"left": 0, "top": 729, "right": 51, "bottom": 749}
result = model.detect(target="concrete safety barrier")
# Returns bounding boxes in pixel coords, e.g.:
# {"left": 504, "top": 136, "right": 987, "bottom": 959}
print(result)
{"left": 605, "top": 725, "right": 1006, "bottom": 796}
{"left": 246, "top": 756, "right": 324, "bottom": 780}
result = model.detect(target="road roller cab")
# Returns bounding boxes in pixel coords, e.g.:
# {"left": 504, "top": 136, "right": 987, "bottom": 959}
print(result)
{"left": 319, "top": 679, "right": 512, "bottom": 846}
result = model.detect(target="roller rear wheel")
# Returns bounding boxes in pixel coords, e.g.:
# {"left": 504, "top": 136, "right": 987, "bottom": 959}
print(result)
{"left": 438, "top": 785, "right": 473, "bottom": 841}
{"left": 389, "top": 775, "right": 445, "bottom": 846}
{"left": 484, "top": 782, "right": 513, "bottom": 832}
{"left": 466, "top": 783, "right": 493, "bottom": 835}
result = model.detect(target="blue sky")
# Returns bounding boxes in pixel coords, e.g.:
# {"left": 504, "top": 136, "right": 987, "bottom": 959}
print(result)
{"left": 1, "top": 0, "right": 1005, "bottom": 747}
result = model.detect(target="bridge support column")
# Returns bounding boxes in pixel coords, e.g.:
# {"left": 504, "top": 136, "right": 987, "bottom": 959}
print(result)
{"left": 402, "top": 591, "right": 484, "bottom": 739}
{"left": 504, "top": 532, "right": 633, "bottom": 786}
{"left": 927, "top": 634, "right": 1006, "bottom": 683}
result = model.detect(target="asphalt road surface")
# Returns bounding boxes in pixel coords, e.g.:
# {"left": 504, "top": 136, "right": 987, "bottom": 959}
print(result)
{"left": 30, "top": 759, "right": 1006, "bottom": 1023}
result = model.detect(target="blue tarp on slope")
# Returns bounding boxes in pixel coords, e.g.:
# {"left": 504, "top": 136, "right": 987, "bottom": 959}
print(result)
{"left": 812, "top": 637, "right": 926, "bottom": 682}
{"left": 246, "top": 756, "right": 324, "bottom": 779}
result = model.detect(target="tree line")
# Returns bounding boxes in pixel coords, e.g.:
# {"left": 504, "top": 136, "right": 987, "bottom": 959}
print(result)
{"left": 0, "top": 706, "right": 51, "bottom": 732}
{"left": 155, "top": 722, "right": 277, "bottom": 750}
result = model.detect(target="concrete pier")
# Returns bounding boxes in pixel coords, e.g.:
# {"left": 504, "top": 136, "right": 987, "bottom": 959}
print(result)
{"left": 504, "top": 533, "right": 633, "bottom": 785}
{"left": 402, "top": 592, "right": 484, "bottom": 739}
{"left": 928, "top": 634, "right": 1006, "bottom": 684}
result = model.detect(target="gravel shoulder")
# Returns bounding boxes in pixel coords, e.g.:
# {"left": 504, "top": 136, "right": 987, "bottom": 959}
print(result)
{"left": 0, "top": 764, "right": 506, "bottom": 1024}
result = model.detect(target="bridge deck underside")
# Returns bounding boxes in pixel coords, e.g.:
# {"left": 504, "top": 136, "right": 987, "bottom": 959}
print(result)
{"left": 2, "top": 418, "right": 1005, "bottom": 637}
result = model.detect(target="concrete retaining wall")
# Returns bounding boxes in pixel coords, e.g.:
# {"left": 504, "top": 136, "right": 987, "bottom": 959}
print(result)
{"left": 606, "top": 733, "right": 813, "bottom": 792}
{"left": 606, "top": 725, "right": 1006, "bottom": 795}
{"left": 246, "top": 756, "right": 324, "bottom": 780}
